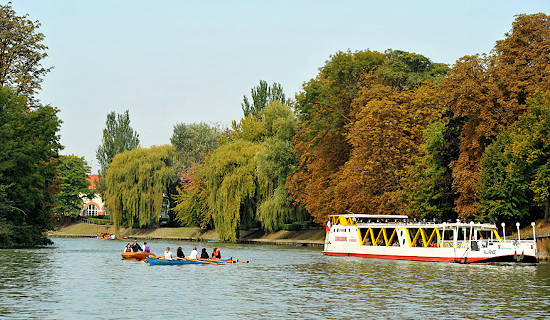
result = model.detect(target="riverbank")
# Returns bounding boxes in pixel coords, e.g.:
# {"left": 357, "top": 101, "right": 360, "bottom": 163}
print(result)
{"left": 47, "top": 222, "right": 325, "bottom": 246}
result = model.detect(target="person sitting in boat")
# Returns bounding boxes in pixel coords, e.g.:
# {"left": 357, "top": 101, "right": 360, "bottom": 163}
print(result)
{"left": 124, "top": 243, "right": 132, "bottom": 253}
{"left": 176, "top": 247, "right": 185, "bottom": 259}
{"left": 143, "top": 242, "right": 150, "bottom": 253}
{"left": 211, "top": 248, "right": 221, "bottom": 259}
{"left": 110, "top": 234, "right": 117, "bottom": 240}
{"left": 164, "top": 247, "right": 173, "bottom": 260}
{"left": 200, "top": 248, "right": 209, "bottom": 259}
{"left": 131, "top": 240, "right": 142, "bottom": 252}
{"left": 189, "top": 247, "right": 198, "bottom": 259}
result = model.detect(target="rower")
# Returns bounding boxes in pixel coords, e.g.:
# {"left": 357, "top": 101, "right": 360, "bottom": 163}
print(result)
{"left": 189, "top": 247, "right": 198, "bottom": 259}
{"left": 176, "top": 247, "right": 185, "bottom": 259}
{"left": 164, "top": 247, "right": 173, "bottom": 260}
{"left": 200, "top": 248, "right": 209, "bottom": 259}
{"left": 212, "top": 248, "right": 221, "bottom": 259}
{"left": 131, "top": 240, "right": 142, "bottom": 252}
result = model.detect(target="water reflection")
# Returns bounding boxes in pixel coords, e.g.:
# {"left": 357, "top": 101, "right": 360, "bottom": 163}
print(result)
{"left": 0, "top": 238, "right": 549, "bottom": 319}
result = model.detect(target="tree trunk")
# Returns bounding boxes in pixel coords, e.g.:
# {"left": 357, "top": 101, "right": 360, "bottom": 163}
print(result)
{"left": 545, "top": 198, "right": 549, "bottom": 224}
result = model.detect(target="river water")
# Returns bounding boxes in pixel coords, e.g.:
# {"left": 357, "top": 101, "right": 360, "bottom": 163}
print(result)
{"left": 0, "top": 237, "right": 549, "bottom": 319}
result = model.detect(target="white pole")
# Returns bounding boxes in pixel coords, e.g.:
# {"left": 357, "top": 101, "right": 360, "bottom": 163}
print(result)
{"left": 441, "top": 223, "right": 446, "bottom": 248}
{"left": 531, "top": 222, "right": 536, "bottom": 241}
{"left": 516, "top": 222, "right": 521, "bottom": 241}
{"left": 501, "top": 222, "right": 506, "bottom": 241}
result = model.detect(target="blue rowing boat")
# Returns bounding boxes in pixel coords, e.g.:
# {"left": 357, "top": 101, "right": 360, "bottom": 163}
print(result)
{"left": 147, "top": 257, "right": 221, "bottom": 265}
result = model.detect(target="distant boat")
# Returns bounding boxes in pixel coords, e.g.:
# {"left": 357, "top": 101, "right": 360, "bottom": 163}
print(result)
{"left": 323, "top": 214, "right": 538, "bottom": 263}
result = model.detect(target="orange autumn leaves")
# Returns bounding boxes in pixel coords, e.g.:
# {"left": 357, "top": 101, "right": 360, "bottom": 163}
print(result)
{"left": 289, "top": 13, "right": 550, "bottom": 223}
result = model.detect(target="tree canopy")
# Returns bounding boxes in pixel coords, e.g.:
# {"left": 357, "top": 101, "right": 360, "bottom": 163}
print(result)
{"left": 52, "top": 155, "right": 92, "bottom": 217}
{"left": 170, "top": 122, "right": 220, "bottom": 171}
{"left": 0, "top": 86, "right": 61, "bottom": 247}
{"left": 242, "top": 80, "right": 287, "bottom": 117}
{"left": 105, "top": 145, "right": 176, "bottom": 233}
{"left": 96, "top": 110, "right": 140, "bottom": 175}
{"left": 0, "top": 3, "right": 51, "bottom": 102}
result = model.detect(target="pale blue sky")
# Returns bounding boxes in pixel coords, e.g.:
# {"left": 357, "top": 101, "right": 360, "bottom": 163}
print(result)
{"left": 10, "top": 0, "right": 550, "bottom": 172}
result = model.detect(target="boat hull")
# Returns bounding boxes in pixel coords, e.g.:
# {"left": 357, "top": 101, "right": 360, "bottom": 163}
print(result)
{"left": 324, "top": 225, "right": 538, "bottom": 264}
{"left": 122, "top": 251, "right": 152, "bottom": 260}
{"left": 147, "top": 257, "right": 215, "bottom": 265}
{"left": 322, "top": 251, "right": 538, "bottom": 263}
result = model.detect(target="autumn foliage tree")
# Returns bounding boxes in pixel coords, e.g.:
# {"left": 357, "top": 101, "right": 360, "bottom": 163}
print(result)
{"left": 444, "top": 13, "right": 550, "bottom": 219}
{"left": 289, "top": 49, "right": 448, "bottom": 222}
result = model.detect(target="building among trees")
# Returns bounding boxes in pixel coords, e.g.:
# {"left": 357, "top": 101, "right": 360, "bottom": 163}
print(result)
{"left": 81, "top": 175, "right": 106, "bottom": 216}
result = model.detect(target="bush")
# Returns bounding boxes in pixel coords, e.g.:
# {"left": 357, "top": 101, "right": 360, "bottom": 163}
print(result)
{"left": 86, "top": 217, "right": 112, "bottom": 225}
{"left": 281, "top": 223, "right": 302, "bottom": 231}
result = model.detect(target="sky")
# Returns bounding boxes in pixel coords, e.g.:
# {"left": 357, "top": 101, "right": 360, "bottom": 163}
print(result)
{"left": 9, "top": 0, "right": 550, "bottom": 173}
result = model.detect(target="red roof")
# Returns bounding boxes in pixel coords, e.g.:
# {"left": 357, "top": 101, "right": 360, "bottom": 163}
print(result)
{"left": 87, "top": 175, "right": 100, "bottom": 190}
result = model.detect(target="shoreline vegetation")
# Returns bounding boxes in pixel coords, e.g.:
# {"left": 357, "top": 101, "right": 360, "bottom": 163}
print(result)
{"left": 3, "top": 3, "right": 550, "bottom": 249}
{"left": 47, "top": 222, "right": 325, "bottom": 247}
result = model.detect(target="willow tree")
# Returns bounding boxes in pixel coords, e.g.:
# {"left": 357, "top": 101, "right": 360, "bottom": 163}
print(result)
{"left": 203, "top": 101, "right": 306, "bottom": 241}
{"left": 105, "top": 145, "right": 176, "bottom": 232}
{"left": 205, "top": 140, "right": 262, "bottom": 242}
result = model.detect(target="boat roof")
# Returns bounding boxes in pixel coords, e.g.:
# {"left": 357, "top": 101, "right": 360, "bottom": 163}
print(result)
{"left": 330, "top": 214, "right": 409, "bottom": 219}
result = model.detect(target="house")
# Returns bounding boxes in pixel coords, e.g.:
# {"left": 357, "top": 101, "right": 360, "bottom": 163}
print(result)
{"left": 81, "top": 174, "right": 106, "bottom": 216}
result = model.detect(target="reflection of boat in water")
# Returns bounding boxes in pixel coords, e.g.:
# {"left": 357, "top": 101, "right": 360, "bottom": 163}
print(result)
{"left": 122, "top": 251, "right": 153, "bottom": 261}
{"left": 323, "top": 214, "right": 538, "bottom": 264}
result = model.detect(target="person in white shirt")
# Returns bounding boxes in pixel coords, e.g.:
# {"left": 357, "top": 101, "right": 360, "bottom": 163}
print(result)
{"left": 189, "top": 247, "right": 198, "bottom": 259}
{"left": 164, "top": 247, "right": 173, "bottom": 260}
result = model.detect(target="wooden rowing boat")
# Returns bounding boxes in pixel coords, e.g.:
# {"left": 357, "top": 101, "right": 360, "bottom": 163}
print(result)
{"left": 122, "top": 251, "right": 152, "bottom": 261}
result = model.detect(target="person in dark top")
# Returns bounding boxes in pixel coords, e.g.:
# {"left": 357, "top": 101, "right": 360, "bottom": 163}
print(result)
{"left": 200, "top": 248, "right": 209, "bottom": 259}
{"left": 131, "top": 240, "right": 142, "bottom": 252}
{"left": 176, "top": 247, "right": 185, "bottom": 258}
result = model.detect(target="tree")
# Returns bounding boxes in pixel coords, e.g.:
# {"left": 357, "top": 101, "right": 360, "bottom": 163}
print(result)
{"left": 173, "top": 165, "right": 211, "bottom": 227}
{"left": 52, "top": 155, "right": 93, "bottom": 217}
{"left": 478, "top": 93, "right": 550, "bottom": 223}
{"left": 0, "top": 86, "right": 61, "bottom": 247}
{"left": 402, "top": 121, "right": 455, "bottom": 220}
{"left": 289, "top": 49, "right": 448, "bottom": 222}
{"left": 289, "top": 50, "right": 386, "bottom": 222}
{"left": 332, "top": 82, "right": 445, "bottom": 217}
{"left": 241, "top": 80, "right": 287, "bottom": 117}
{"left": 105, "top": 145, "right": 176, "bottom": 233}
{"left": 195, "top": 101, "right": 306, "bottom": 240}
{"left": 96, "top": 110, "right": 139, "bottom": 196}
{"left": 0, "top": 3, "right": 51, "bottom": 102}
{"left": 444, "top": 13, "right": 550, "bottom": 219}
{"left": 205, "top": 140, "right": 261, "bottom": 242}
{"left": 170, "top": 122, "right": 220, "bottom": 171}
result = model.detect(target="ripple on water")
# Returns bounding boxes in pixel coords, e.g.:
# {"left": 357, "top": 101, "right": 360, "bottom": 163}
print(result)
{"left": 1, "top": 238, "right": 549, "bottom": 319}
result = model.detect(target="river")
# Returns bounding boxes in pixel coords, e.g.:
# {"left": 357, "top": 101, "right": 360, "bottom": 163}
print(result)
{"left": 0, "top": 237, "right": 549, "bottom": 319}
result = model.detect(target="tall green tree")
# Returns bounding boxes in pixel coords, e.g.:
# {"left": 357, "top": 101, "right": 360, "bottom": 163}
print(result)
{"left": 241, "top": 80, "right": 287, "bottom": 117}
{"left": 0, "top": 86, "right": 61, "bottom": 247}
{"left": 52, "top": 155, "right": 93, "bottom": 217}
{"left": 0, "top": 3, "right": 51, "bottom": 102}
{"left": 96, "top": 110, "right": 139, "bottom": 195}
{"left": 402, "top": 121, "right": 456, "bottom": 221}
{"left": 105, "top": 145, "right": 176, "bottom": 232}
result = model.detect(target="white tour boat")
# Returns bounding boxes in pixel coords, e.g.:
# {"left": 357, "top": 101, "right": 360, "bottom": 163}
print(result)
{"left": 323, "top": 214, "right": 538, "bottom": 263}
